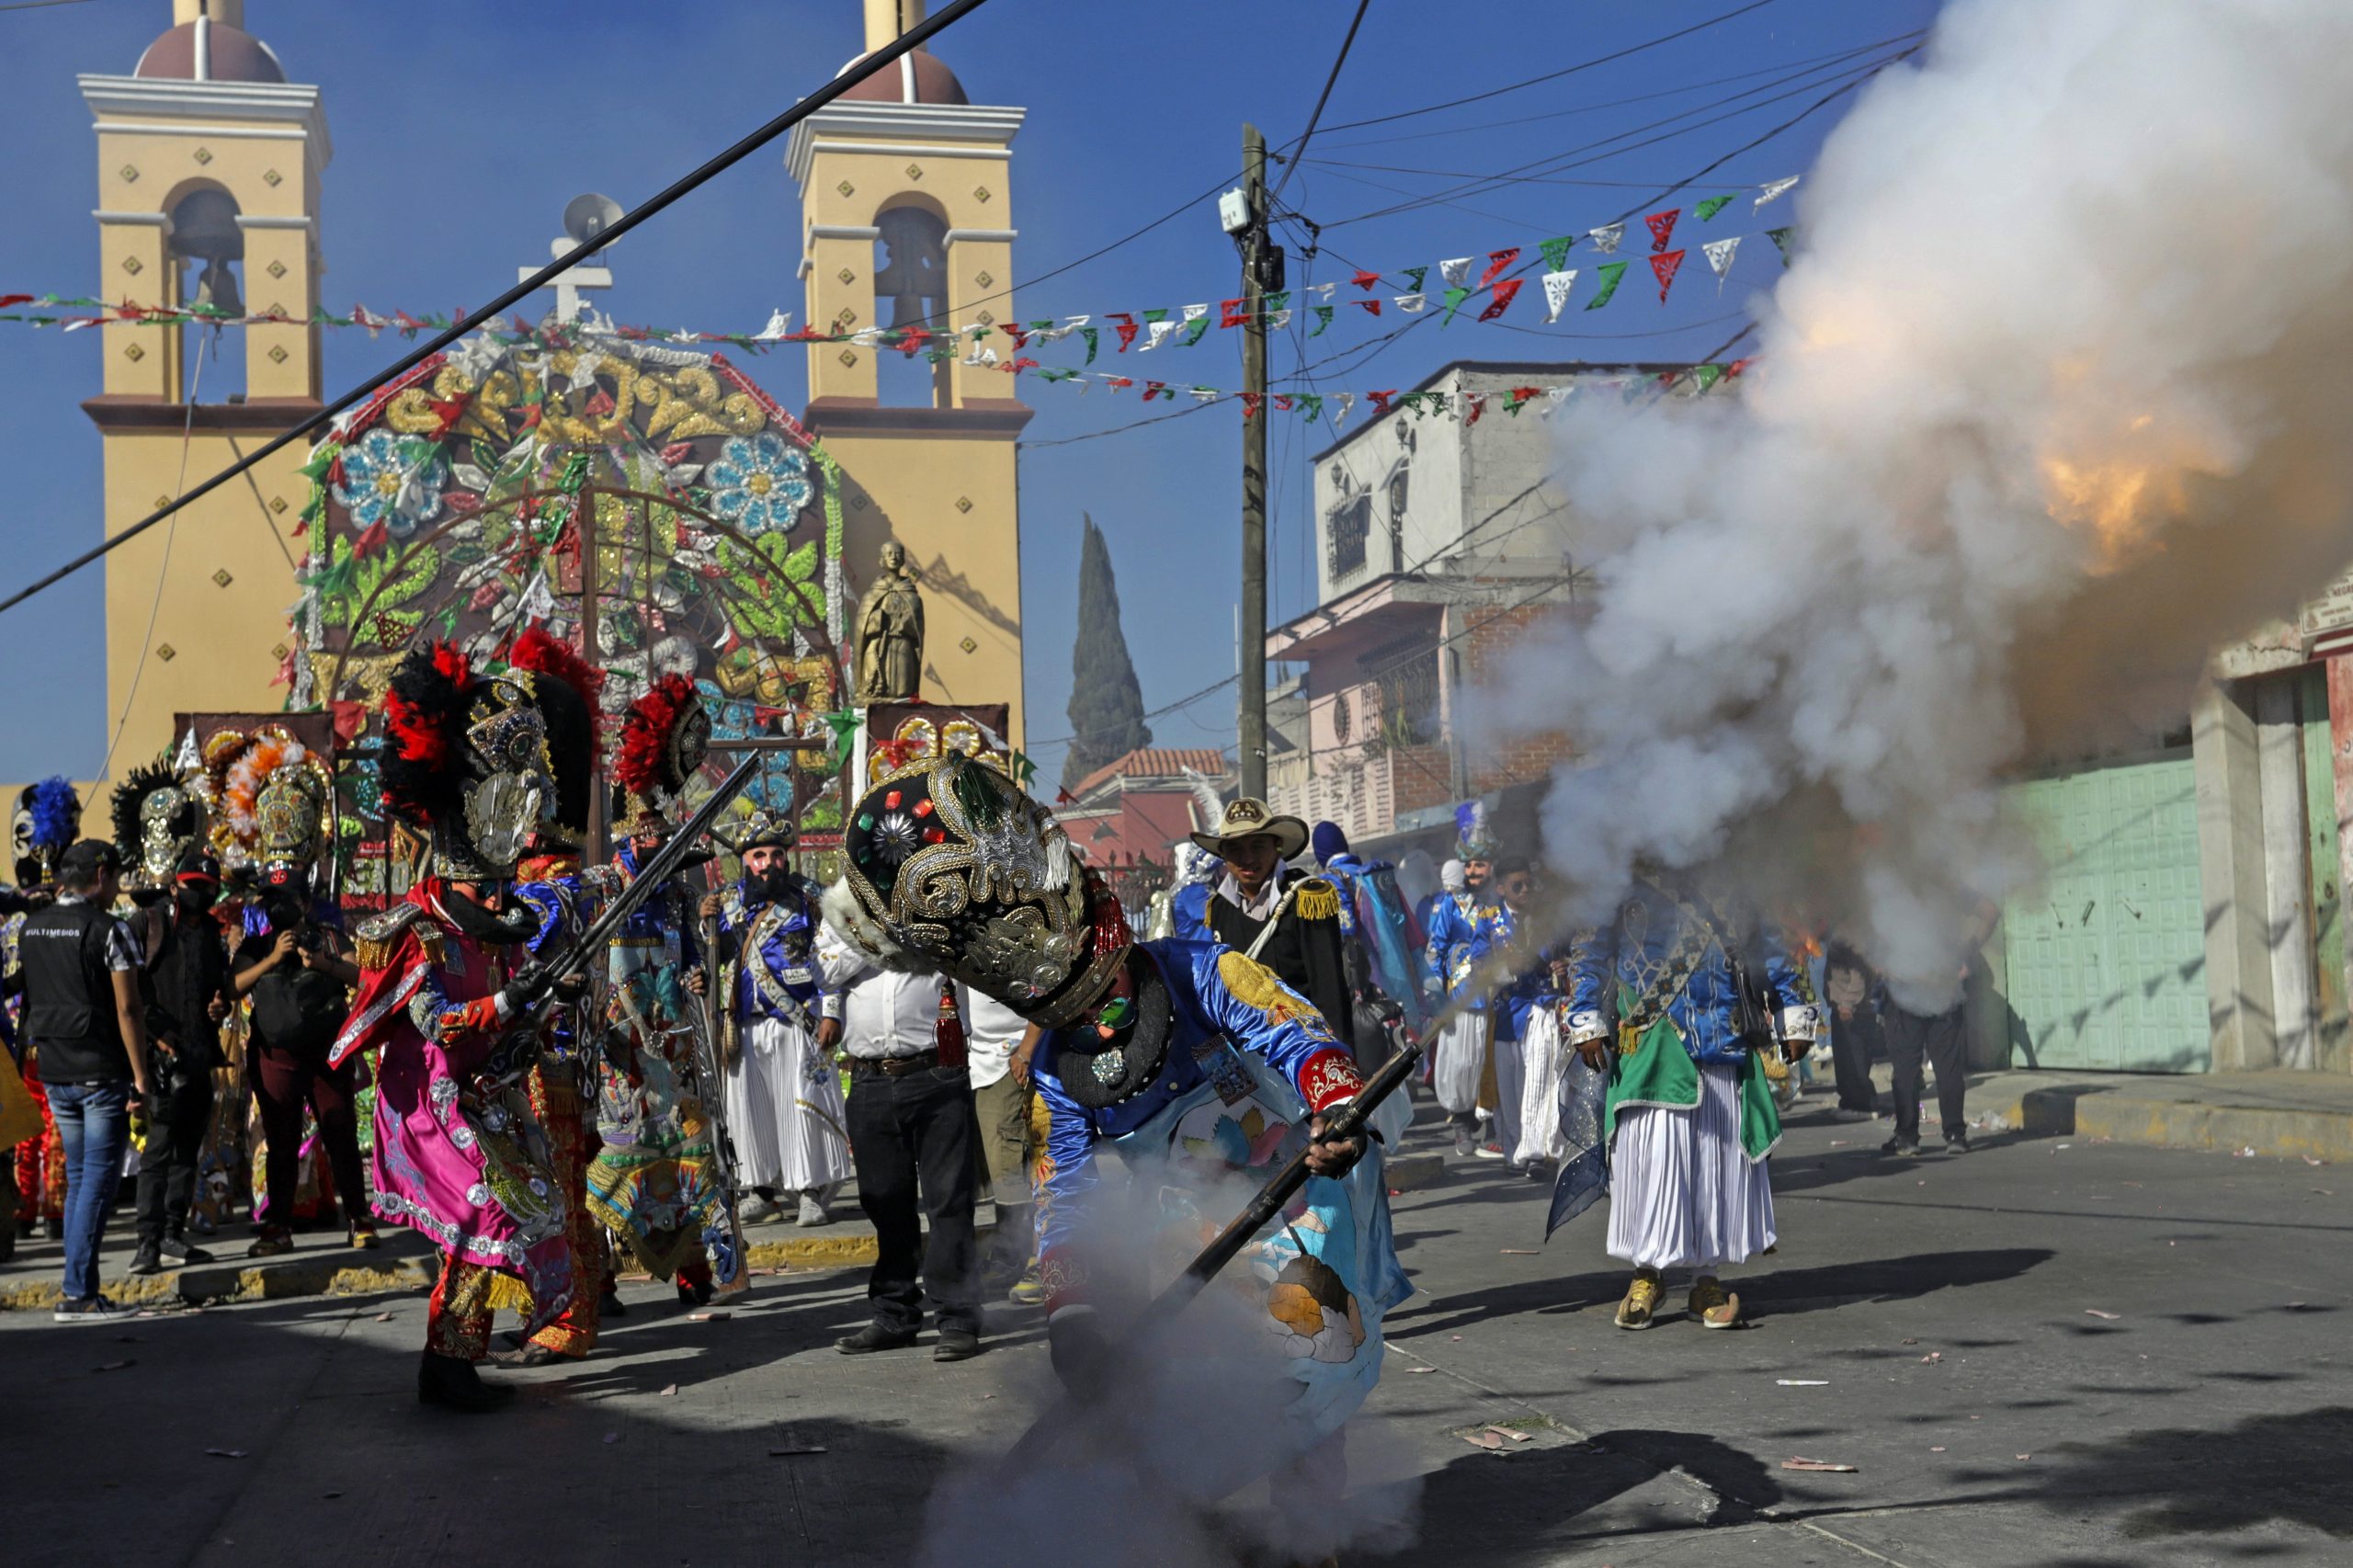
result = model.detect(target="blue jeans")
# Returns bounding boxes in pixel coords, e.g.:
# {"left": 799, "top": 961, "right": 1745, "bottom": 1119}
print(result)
{"left": 49, "top": 1080, "right": 131, "bottom": 1301}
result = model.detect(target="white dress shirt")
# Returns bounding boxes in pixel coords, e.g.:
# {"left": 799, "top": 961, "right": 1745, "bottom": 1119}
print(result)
{"left": 815, "top": 923, "right": 951, "bottom": 1060}
{"left": 962, "top": 990, "right": 1030, "bottom": 1090}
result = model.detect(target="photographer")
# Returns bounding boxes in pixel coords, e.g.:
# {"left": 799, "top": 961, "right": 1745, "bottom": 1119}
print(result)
{"left": 233, "top": 868, "right": 369, "bottom": 1256}
{"left": 129, "top": 851, "right": 234, "bottom": 1274}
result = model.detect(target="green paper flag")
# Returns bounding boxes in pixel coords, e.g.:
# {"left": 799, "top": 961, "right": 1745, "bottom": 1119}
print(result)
{"left": 1585, "top": 260, "right": 1629, "bottom": 310}
{"left": 1265, "top": 291, "right": 1290, "bottom": 315}
{"left": 1179, "top": 316, "right": 1211, "bottom": 347}
{"left": 1297, "top": 393, "right": 1324, "bottom": 419}
{"left": 1695, "top": 193, "right": 1737, "bottom": 222}
{"left": 1079, "top": 327, "right": 1099, "bottom": 363}
{"left": 1401, "top": 266, "right": 1428, "bottom": 294}
{"left": 1142, "top": 307, "right": 1169, "bottom": 324}
{"left": 1539, "top": 235, "right": 1574, "bottom": 273}
{"left": 1767, "top": 227, "right": 1798, "bottom": 265}
{"left": 1694, "top": 364, "right": 1724, "bottom": 392}
{"left": 1439, "top": 285, "right": 1472, "bottom": 324}
{"left": 1310, "top": 305, "right": 1335, "bottom": 337}
{"left": 1037, "top": 368, "right": 1078, "bottom": 382}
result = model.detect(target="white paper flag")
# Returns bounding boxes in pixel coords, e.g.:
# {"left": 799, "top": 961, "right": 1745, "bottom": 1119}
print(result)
{"left": 851, "top": 328, "right": 886, "bottom": 348}
{"left": 1438, "top": 256, "right": 1473, "bottom": 287}
{"left": 518, "top": 569, "right": 557, "bottom": 625}
{"left": 1189, "top": 386, "right": 1221, "bottom": 403}
{"left": 1587, "top": 223, "right": 1625, "bottom": 255}
{"left": 1064, "top": 314, "right": 1092, "bottom": 330}
{"left": 1181, "top": 303, "right": 1209, "bottom": 323}
{"left": 754, "top": 309, "right": 793, "bottom": 341}
{"left": 1394, "top": 294, "right": 1428, "bottom": 313}
{"left": 1540, "top": 269, "right": 1578, "bottom": 323}
{"left": 1333, "top": 392, "right": 1357, "bottom": 423}
{"left": 1267, "top": 309, "right": 1292, "bottom": 331}
{"left": 1702, "top": 236, "right": 1741, "bottom": 290}
{"left": 1754, "top": 175, "right": 1800, "bottom": 211}
{"left": 1141, "top": 321, "right": 1178, "bottom": 351}
{"left": 1540, "top": 385, "right": 1574, "bottom": 418}
{"left": 1309, "top": 282, "right": 1336, "bottom": 301}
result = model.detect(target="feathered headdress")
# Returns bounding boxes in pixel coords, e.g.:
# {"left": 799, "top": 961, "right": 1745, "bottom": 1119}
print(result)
{"left": 381, "top": 642, "right": 474, "bottom": 824}
{"left": 111, "top": 756, "right": 202, "bottom": 887}
{"left": 613, "top": 674, "right": 710, "bottom": 838}
{"left": 507, "top": 630, "right": 604, "bottom": 844}
{"left": 1181, "top": 766, "right": 1225, "bottom": 835}
{"left": 15, "top": 776, "right": 82, "bottom": 883}
{"left": 199, "top": 725, "right": 330, "bottom": 872}
{"left": 376, "top": 640, "right": 553, "bottom": 881}
{"left": 1455, "top": 799, "right": 1495, "bottom": 861}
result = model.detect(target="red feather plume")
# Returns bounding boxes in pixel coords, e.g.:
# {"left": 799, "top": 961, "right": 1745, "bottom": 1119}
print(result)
{"left": 380, "top": 642, "right": 472, "bottom": 818}
{"left": 615, "top": 674, "right": 698, "bottom": 797}
{"left": 507, "top": 629, "right": 606, "bottom": 747}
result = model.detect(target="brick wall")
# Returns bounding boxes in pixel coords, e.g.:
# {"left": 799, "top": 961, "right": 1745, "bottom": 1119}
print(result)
{"left": 1458, "top": 597, "right": 1575, "bottom": 798}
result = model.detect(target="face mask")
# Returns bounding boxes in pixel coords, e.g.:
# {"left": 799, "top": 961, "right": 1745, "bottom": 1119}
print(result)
{"left": 176, "top": 886, "right": 218, "bottom": 915}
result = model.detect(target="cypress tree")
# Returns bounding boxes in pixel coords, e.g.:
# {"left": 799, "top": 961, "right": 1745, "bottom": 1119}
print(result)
{"left": 1063, "top": 515, "right": 1153, "bottom": 790}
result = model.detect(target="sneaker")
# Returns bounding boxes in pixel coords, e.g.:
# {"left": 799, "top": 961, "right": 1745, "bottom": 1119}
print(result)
{"left": 740, "top": 1194, "right": 783, "bottom": 1226}
{"left": 1451, "top": 1127, "right": 1476, "bottom": 1157}
{"left": 1833, "top": 1108, "right": 1875, "bottom": 1122}
{"left": 1614, "top": 1268, "right": 1663, "bottom": 1331}
{"left": 933, "top": 1329, "right": 983, "bottom": 1363}
{"left": 1881, "top": 1135, "right": 1920, "bottom": 1157}
{"left": 52, "top": 1296, "right": 133, "bottom": 1324}
{"left": 129, "top": 1241, "right": 165, "bottom": 1276}
{"left": 1688, "top": 1278, "right": 1745, "bottom": 1329}
{"left": 1474, "top": 1143, "right": 1506, "bottom": 1161}
{"left": 1943, "top": 1130, "right": 1972, "bottom": 1153}
{"left": 246, "top": 1226, "right": 293, "bottom": 1257}
{"left": 797, "top": 1192, "right": 830, "bottom": 1228}
{"left": 158, "top": 1235, "right": 213, "bottom": 1265}
{"left": 1006, "top": 1266, "right": 1047, "bottom": 1307}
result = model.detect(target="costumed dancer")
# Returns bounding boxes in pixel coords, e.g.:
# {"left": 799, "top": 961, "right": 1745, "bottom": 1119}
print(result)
{"left": 210, "top": 727, "right": 369, "bottom": 1253}
{"left": 1309, "top": 820, "right": 1426, "bottom": 1049}
{"left": 487, "top": 629, "right": 615, "bottom": 1367}
{"left": 585, "top": 674, "right": 730, "bottom": 1305}
{"left": 7, "top": 778, "right": 82, "bottom": 1242}
{"left": 111, "top": 758, "right": 233, "bottom": 1274}
{"left": 1562, "top": 869, "right": 1819, "bottom": 1331}
{"left": 710, "top": 801, "right": 848, "bottom": 1228}
{"left": 328, "top": 642, "right": 574, "bottom": 1412}
{"left": 1174, "top": 797, "right": 1355, "bottom": 1056}
{"left": 825, "top": 753, "right": 1409, "bottom": 1512}
{"left": 1424, "top": 806, "right": 1501, "bottom": 1156}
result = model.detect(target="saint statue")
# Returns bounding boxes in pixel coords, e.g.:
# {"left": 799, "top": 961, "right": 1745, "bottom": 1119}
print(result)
{"left": 855, "top": 540, "right": 925, "bottom": 705}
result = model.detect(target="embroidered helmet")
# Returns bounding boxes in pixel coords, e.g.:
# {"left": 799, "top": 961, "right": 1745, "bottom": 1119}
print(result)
{"left": 505, "top": 629, "right": 604, "bottom": 851}
{"left": 380, "top": 641, "right": 556, "bottom": 881}
{"left": 109, "top": 756, "right": 205, "bottom": 891}
{"left": 612, "top": 674, "right": 710, "bottom": 842}
{"left": 826, "top": 752, "right": 1130, "bottom": 1031}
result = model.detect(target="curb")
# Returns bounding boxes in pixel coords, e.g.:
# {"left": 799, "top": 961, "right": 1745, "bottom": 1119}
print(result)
{"left": 1, "top": 1244, "right": 437, "bottom": 1313}
{"left": 2006, "top": 1085, "right": 2353, "bottom": 1164}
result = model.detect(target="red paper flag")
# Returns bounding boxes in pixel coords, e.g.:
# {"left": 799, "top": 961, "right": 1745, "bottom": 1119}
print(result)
{"left": 1107, "top": 312, "right": 1140, "bottom": 352}
{"left": 1005, "top": 323, "right": 1030, "bottom": 351}
{"left": 1727, "top": 356, "right": 1755, "bottom": 378}
{"left": 1104, "top": 375, "right": 1134, "bottom": 392}
{"left": 1239, "top": 392, "right": 1265, "bottom": 421}
{"left": 1142, "top": 381, "right": 1170, "bottom": 401}
{"left": 1650, "top": 249, "right": 1686, "bottom": 301}
{"left": 1220, "top": 298, "right": 1249, "bottom": 328}
{"left": 0, "top": 294, "right": 32, "bottom": 310}
{"left": 1274, "top": 393, "right": 1296, "bottom": 412}
{"left": 1367, "top": 389, "right": 1399, "bottom": 415}
{"left": 1476, "top": 278, "right": 1524, "bottom": 322}
{"left": 1646, "top": 209, "right": 1680, "bottom": 253}
{"left": 1464, "top": 392, "right": 1489, "bottom": 426}
{"left": 1349, "top": 269, "right": 1382, "bottom": 291}
{"left": 1354, "top": 298, "right": 1383, "bottom": 317}
{"left": 1478, "top": 248, "right": 1520, "bottom": 288}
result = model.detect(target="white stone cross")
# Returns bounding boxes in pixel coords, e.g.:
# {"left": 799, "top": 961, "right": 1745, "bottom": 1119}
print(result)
{"left": 520, "top": 238, "right": 612, "bottom": 324}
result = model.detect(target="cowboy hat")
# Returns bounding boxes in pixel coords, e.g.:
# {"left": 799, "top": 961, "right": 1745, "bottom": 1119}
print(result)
{"left": 1188, "top": 796, "right": 1309, "bottom": 860}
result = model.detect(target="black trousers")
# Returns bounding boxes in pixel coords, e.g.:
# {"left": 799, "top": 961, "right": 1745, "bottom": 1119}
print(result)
{"left": 846, "top": 1063, "right": 982, "bottom": 1336}
{"left": 1886, "top": 1006, "right": 1968, "bottom": 1141}
{"left": 135, "top": 1063, "right": 216, "bottom": 1245}
{"left": 1829, "top": 1006, "right": 1881, "bottom": 1114}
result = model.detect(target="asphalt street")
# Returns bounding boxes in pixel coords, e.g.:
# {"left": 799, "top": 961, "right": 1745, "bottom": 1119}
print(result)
{"left": 9, "top": 1090, "right": 2350, "bottom": 1568}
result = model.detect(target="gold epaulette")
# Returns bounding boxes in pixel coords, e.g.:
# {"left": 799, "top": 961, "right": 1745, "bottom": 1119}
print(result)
{"left": 352, "top": 902, "right": 428, "bottom": 972}
{"left": 1292, "top": 877, "right": 1341, "bottom": 923}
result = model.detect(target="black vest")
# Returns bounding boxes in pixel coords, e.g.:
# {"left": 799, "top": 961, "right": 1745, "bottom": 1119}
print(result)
{"left": 20, "top": 901, "right": 128, "bottom": 1084}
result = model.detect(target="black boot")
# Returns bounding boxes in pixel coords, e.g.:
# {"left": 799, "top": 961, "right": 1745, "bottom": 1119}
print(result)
{"left": 417, "top": 1352, "right": 514, "bottom": 1413}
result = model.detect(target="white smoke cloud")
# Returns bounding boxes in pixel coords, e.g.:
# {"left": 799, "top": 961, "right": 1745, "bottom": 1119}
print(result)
{"left": 1483, "top": 0, "right": 2353, "bottom": 1006}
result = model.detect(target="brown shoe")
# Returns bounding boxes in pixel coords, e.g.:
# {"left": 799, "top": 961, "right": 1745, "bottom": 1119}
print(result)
{"left": 1614, "top": 1267, "right": 1664, "bottom": 1330}
{"left": 1688, "top": 1277, "right": 1745, "bottom": 1329}
{"left": 246, "top": 1226, "right": 293, "bottom": 1258}
{"left": 487, "top": 1342, "right": 563, "bottom": 1369}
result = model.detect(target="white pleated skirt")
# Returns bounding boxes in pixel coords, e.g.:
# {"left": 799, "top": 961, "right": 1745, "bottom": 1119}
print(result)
{"left": 1605, "top": 1062, "right": 1775, "bottom": 1272}
{"left": 724, "top": 1016, "right": 853, "bottom": 1193}
{"left": 1432, "top": 1010, "right": 1491, "bottom": 1115}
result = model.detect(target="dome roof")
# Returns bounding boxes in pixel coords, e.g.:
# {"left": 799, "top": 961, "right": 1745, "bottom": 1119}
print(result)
{"left": 835, "top": 48, "right": 968, "bottom": 107}
{"left": 134, "top": 17, "right": 287, "bottom": 84}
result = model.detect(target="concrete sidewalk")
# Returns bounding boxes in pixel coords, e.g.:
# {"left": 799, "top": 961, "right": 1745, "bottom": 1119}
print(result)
{"left": 1979, "top": 1067, "right": 2353, "bottom": 1163}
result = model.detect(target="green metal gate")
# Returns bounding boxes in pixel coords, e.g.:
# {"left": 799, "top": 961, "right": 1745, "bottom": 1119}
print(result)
{"left": 2001, "top": 752, "right": 2209, "bottom": 1072}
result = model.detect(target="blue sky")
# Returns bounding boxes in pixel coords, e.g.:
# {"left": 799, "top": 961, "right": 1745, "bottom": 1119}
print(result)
{"left": 0, "top": 0, "right": 1942, "bottom": 786}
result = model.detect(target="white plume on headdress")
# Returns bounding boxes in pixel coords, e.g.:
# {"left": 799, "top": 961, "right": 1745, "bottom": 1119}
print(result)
{"left": 1181, "top": 767, "right": 1226, "bottom": 833}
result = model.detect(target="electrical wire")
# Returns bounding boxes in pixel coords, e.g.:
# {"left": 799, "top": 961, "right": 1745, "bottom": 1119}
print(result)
{"left": 0, "top": 0, "right": 999, "bottom": 620}
{"left": 1269, "top": 0, "right": 1374, "bottom": 203}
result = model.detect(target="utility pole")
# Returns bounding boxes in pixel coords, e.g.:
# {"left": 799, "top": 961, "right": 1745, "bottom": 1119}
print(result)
{"left": 1238, "top": 122, "right": 1270, "bottom": 798}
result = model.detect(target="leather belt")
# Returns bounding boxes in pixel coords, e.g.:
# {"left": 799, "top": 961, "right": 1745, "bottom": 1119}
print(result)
{"left": 849, "top": 1049, "right": 941, "bottom": 1077}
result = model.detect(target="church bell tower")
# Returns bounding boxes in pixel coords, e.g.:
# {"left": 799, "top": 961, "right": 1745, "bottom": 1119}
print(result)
{"left": 788, "top": 0, "right": 1029, "bottom": 737}
{"left": 80, "top": 0, "right": 329, "bottom": 767}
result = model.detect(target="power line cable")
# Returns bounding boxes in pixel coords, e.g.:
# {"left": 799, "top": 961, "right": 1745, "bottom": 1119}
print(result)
{"left": 0, "top": 0, "right": 998, "bottom": 620}
{"left": 1269, "top": 0, "right": 1374, "bottom": 202}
